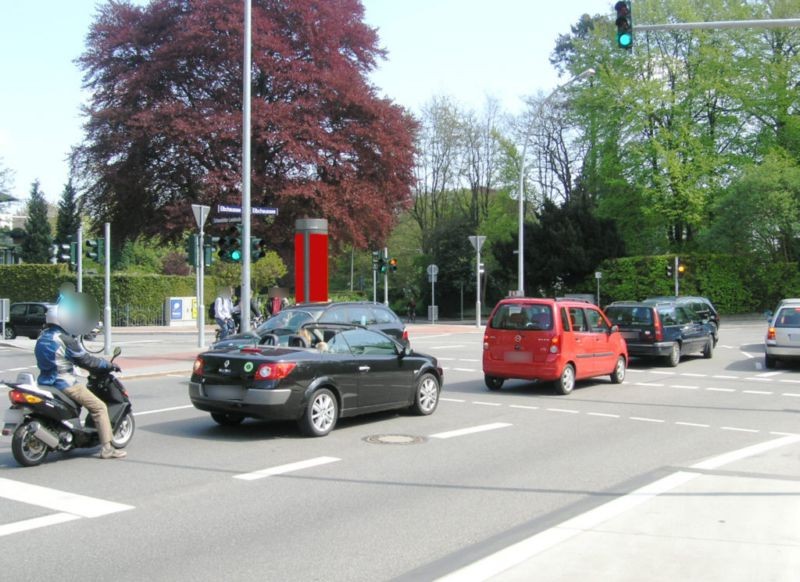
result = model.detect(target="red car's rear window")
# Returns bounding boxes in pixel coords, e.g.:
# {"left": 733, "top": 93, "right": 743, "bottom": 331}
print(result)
{"left": 490, "top": 303, "right": 553, "bottom": 331}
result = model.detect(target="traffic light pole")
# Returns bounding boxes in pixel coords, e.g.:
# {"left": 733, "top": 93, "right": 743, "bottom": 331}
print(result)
{"left": 383, "top": 247, "right": 389, "bottom": 306}
{"left": 674, "top": 256, "right": 679, "bottom": 297}
{"left": 103, "top": 222, "right": 112, "bottom": 356}
{"left": 240, "top": 0, "right": 253, "bottom": 333}
{"left": 76, "top": 226, "right": 83, "bottom": 293}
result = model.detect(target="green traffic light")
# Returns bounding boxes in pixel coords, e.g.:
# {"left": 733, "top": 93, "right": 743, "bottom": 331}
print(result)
{"left": 230, "top": 249, "right": 242, "bottom": 262}
{"left": 618, "top": 32, "right": 632, "bottom": 48}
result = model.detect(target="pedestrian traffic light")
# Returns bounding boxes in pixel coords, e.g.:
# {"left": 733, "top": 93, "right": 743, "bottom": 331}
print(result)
{"left": 58, "top": 242, "right": 71, "bottom": 263}
{"left": 86, "top": 238, "right": 104, "bottom": 262}
{"left": 389, "top": 257, "right": 398, "bottom": 272}
{"left": 250, "top": 237, "right": 268, "bottom": 261}
{"left": 49, "top": 243, "right": 59, "bottom": 264}
{"left": 666, "top": 263, "right": 673, "bottom": 277}
{"left": 186, "top": 234, "right": 199, "bottom": 267}
{"left": 371, "top": 250, "right": 381, "bottom": 271}
{"left": 614, "top": 1, "right": 633, "bottom": 50}
{"left": 217, "top": 226, "right": 242, "bottom": 263}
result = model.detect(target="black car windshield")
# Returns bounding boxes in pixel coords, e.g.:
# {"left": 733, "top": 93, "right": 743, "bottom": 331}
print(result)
{"left": 491, "top": 304, "right": 553, "bottom": 331}
{"left": 257, "top": 310, "right": 315, "bottom": 334}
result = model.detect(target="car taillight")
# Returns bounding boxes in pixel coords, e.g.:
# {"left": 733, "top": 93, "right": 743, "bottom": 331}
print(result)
{"left": 402, "top": 330, "right": 409, "bottom": 344}
{"left": 9, "top": 390, "right": 42, "bottom": 405}
{"left": 255, "top": 362, "right": 297, "bottom": 380}
{"left": 192, "top": 357, "right": 204, "bottom": 376}
{"left": 654, "top": 313, "right": 664, "bottom": 341}
{"left": 767, "top": 327, "right": 776, "bottom": 340}
{"left": 550, "top": 336, "right": 560, "bottom": 354}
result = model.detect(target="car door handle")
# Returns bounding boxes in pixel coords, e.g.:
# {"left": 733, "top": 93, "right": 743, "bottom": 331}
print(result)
{"left": 359, "top": 366, "right": 371, "bottom": 373}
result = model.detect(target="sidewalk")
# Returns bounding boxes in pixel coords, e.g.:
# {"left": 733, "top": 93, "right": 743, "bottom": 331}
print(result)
{"left": 441, "top": 435, "right": 800, "bottom": 582}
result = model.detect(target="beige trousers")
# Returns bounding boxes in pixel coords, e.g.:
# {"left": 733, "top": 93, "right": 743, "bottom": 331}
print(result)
{"left": 64, "top": 384, "right": 113, "bottom": 445}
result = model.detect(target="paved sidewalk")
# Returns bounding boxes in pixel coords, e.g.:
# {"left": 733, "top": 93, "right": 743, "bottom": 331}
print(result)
{"left": 441, "top": 436, "right": 800, "bottom": 582}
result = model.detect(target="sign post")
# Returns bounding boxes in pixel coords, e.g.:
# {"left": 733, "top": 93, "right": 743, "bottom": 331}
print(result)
{"left": 595, "top": 271, "right": 602, "bottom": 306}
{"left": 427, "top": 264, "right": 439, "bottom": 324}
{"left": 192, "top": 204, "right": 210, "bottom": 348}
{"left": 468, "top": 235, "right": 486, "bottom": 328}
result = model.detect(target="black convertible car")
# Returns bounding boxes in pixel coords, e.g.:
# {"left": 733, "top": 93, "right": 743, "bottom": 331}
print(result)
{"left": 189, "top": 324, "right": 442, "bottom": 436}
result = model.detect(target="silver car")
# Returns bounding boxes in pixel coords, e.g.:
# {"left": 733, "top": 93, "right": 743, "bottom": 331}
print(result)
{"left": 765, "top": 299, "right": 800, "bottom": 368}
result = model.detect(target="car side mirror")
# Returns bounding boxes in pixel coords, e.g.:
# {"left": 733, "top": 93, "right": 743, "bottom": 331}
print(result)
{"left": 610, "top": 325, "right": 619, "bottom": 334}
{"left": 398, "top": 344, "right": 412, "bottom": 358}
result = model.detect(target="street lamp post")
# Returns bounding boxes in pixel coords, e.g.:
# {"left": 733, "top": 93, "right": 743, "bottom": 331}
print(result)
{"left": 517, "top": 68, "right": 595, "bottom": 295}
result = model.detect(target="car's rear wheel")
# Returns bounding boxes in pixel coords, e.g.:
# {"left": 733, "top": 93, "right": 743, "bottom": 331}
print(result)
{"left": 299, "top": 388, "right": 338, "bottom": 437}
{"left": 702, "top": 336, "right": 714, "bottom": 359}
{"left": 555, "top": 364, "right": 575, "bottom": 395}
{"left": 666, "top": 343, "right": 681, "bottom": 367}
{"left": 765, "top": 355, "right": 777, "bottom": 369}
{"left": 411, "top": 373, "right": 440, "bottom": 415}
{"left": 4, "top": 325, "right": 16, "bottom": 340}
{"left": 485, "top": 375, "right": 504, "bottom": 391}
{"left": 210, "top": 412, "right": 245, "bottom": 426}
{"left": 610, "top": 356, "right": 626, "bottom": 384}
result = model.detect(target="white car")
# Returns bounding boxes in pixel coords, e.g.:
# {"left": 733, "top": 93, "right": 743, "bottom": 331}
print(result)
{"left": 765, "top": 299, "right": 800, "bottom": 368}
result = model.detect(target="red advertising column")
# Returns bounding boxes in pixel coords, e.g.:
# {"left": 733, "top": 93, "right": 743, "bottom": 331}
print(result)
{"left": 294, "top": 219, "right": 328, "bottom": 303}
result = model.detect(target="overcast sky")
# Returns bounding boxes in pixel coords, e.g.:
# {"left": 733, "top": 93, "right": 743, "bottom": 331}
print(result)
{"left": 0, "top": 0, "right": 612, "bottom": 206}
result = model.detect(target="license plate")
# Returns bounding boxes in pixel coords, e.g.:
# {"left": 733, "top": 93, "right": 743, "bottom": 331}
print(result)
{"left": 504, "top": 351, "right": 533, "bottom": 363}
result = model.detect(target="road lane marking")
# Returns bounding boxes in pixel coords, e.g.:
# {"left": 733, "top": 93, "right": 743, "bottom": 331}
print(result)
{"left": 587, "top": 412, "right": 620, "bottom": 418}
{"left": 634, "top": 382, "right": 663, "bottom": 387}
{"left": 721, "top": 426, "right": 760, "bottom": 433}
{"left": 771, "top": 431, "right": 800, "bottom": 437}
{"left": 460, "top": 358, "right": 481, "bottom": 362}
{"left": 742, "top": 351, "right": 756, "bottom": 359}
{"left": 745, "top": 377, "right": 772, "bottom": 382}
{"left": 675, "top": 421, "right": 710, "bottom": 428}
{"left": 629, "top": 416, "right": 664, "bottom": 423}
{"left": 135, "top": 405, "right": 195, "bottom": 416}
{"left": 440, "top": 397, "right": 465, "bottom": 403}
{"left": 546, "top": 408, "right": 579, "bottom": 414}
{"left": 0, "top": 478, "right": 134, "bottom": 527}
{"left": 672, "top": 385, "right": 699, "bottom": 390}
{"left": 509, "top": 405, "right": 539, "bottom": 410}
{"left": 436, "top": 434, "right": 800, "bottom": 582}
{"left": 454, "top": 368, "right": 477, "bottom": 372}
{"left": 680, "top": 373, "right": 706, "bottom": 377}
{"left": 756, "top": 371, "right": 782, "bottom": 378}
{"left": 706, "top": 387, "right": 735, "bottom": 392}
{"left": 782, "top": 393, "right": 800, "bottom": 398}
{"left": 649, "top": 371, "right": 674, "bottom": 375}
{"left": 779, "top": 379, "right": 800, "bottom": 384}
{"left": 7, "top": 366, "right": 31, "bottom": 371}
{"left": 436, "top": 357, "right": 455, "bottom": 361}
{"left": 429, "top": 423, "right": 512, "bottom": 440}
{"left": 472, "top": 401, "right": 502, "bottom": 407}
{"left": 743, "top": 390, "right": 773, "bottom": 395}
{"left": 431, "top": 345, "right": 465, "bottom": 350}
{"left": 233, "top": 456, "right": 341, "bottom": 481}
{"left": 0, "top": 513, "right": 81, "bottom": 537}
{"left": 713, "top": 375, "right": 737, "bottom": 380}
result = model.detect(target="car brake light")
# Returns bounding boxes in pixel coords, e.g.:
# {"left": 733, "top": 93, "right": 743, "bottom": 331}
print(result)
{"left": 550, "top": 336, "right": 560, "bottom": 354}
{"left": 402, "top": 330, "right": 409, "bottom": 343}
{"left": 9, "top": 390, "right": 42, "bottom": 405}
{"left": 255, "top": 362, "right": 297, "bottom": 380}
{"left": 767, "top": 327, "right": 776, "bottom": 340}
{"left": 192, "top": 357, "right": 204, "bottom": 376}
{"left": 654, "top": 312, "right": 664, "bottom": 341}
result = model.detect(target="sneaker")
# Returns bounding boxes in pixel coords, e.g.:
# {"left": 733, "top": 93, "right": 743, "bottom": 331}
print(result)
{"left": 100, "top": 445, "right": 127, "bottom": 459}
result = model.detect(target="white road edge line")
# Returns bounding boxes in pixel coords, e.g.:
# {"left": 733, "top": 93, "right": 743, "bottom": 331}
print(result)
{"left": 233, "top": 456, "right": 341, "bottom": 481}
{"left": 0, "top": 478, "right": 134, "bottom": 518}
{"left": 429, "top": 423, "right": 512, "bottom": 440}
{"left": 135, "top": 405, "right": 195, "bottom": 416}
{"left": 0, "top": 513, "right": 81, "bottom": 537}
{"left": 435, "top": 434, "right": 800, "bottom": 582}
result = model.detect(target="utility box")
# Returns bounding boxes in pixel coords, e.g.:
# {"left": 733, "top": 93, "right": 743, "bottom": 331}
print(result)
{"left": 0, "top": 298, "right": 9, "bottom": 322}
{"left": 428, "top": 305, "right": 438, "bottom": 322}
{"left": 164, "top": 297, "right": 197, "bottom": 327}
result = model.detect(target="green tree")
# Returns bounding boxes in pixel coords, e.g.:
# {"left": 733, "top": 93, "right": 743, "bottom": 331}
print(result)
{"left": 116, "top": 236, "right": 167, "bottom": 273}
{"left": 0, "top": 157, "right": 15, "bottom": 204}
{"left": 208, "top": 252, "right": 287, "bottom": 296}
{"left": 55, "top": 179, "right": 81, "bottom": 245}
{"left": 21, "top": 181, "right": 52, "bottom": 264}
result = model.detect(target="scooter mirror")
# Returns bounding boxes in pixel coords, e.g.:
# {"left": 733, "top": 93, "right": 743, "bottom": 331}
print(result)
{"left": 113, "top": 346, "right": 122, "bottom": 359}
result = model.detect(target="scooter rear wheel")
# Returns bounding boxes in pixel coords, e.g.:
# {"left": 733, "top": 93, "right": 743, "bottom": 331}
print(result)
{"left": 11, "top": 422, "right": 49, "bottom": 467}
{"left": 111, "top": 412, "right": 135, "bottom": 448}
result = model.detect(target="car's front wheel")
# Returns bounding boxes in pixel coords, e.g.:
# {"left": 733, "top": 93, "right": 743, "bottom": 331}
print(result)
{"left": 666, "top": 343, "right": 681, "bottom": 367}
{"left": 411, "top": 373, "right": 440, "bottom": 415}
{"left": 210, "top": 412, "right": 245, "bottom": 426}
{"left": 299, "top": 388, "right": 338, "bottom": 437}
{"left": 610, "top": 356, "right": 626, "bottom": 384}
{"left": 485, "top": 375, "right": 504, "bottom": 391}
{"left": 702, "top": 336, "right": 714, "bottom": 359}
{"left": 4, "top": 325, "right": 16, "bottom": 340}
{"left": 555, "top": 364, "right": 575, "bottom": 395}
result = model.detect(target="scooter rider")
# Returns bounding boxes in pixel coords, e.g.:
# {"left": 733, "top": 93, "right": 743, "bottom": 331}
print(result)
{"left": 34, "top": 302, "right": 126, "bottom": 459}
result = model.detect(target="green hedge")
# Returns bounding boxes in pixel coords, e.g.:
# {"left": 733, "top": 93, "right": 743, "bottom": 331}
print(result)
{"left": 590, "top": 254, "right": 800, "bottom": 314}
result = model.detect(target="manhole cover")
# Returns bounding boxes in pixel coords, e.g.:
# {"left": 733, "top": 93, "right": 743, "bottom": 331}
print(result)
{"left": 363, "top": 434, "right": 427, "bottom": 445}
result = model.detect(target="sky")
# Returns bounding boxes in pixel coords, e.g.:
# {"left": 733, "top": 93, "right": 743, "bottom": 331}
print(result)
{"left": 0, "top": 0, "right": 612, "bottom": 207}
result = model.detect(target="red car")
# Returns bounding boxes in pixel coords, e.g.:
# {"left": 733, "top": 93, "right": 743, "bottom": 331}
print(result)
{"left": 482, "top": 298, "right": 628, "bottom": 395}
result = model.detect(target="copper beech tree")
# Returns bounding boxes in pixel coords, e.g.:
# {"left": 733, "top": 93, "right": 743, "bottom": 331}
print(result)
{"left": 74, "top": 0, "right": 416, "bottom": 249}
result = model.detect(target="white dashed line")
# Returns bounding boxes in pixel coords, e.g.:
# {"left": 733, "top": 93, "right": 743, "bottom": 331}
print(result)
{"left": 431, "top": 345, "right": 465, "bottom": 350}
{"left": 721, "top": 427, "right": 760, "bottom": 433}
{"left": 454, "top": 368, "right": 477, "bottom": 373}
{"left": 675, "top": 421, "right": 710, "bottom": 428}
{"left": 234, "top": 456, "right": 341, "bottom": 481}
{"left": 680, "top": 373, "right": 707, "bottom": 378}
{"left": 440, "top": 397, "right": 465, "bottom": 403}
{"left": 783, "top": 393, "right": 800, "bottom": 398}
{"left": 509, "top": 404, "right": 539, "bottom": 410}
{"left": 780, "top": 379, "right": 800, "bottom": 384}
{"left": 743, "top": 390, "right": 773, "bottom": 395}
{"left": 587, "top": 412, "right": 620, "bottom": 418}
{"left": 756, "top": 371, "right": 782, "bottom": 378}
{"left": 546, "top": 408, "right": 579, "bottom": 414}
{"left": 634, "top": 382, "right": 664, "bottom": 387}
{"left": 672, "top": 385, "right": 699, "bottom": 390}
{"left": 745, "top": 377, "right": 772, "bottom": 382}
{"left": 459, "top": 358, "right": 481, "bottom": 363}
{"left": 430, "top": 422, "right": 512, "bottom": 440}
{"left": 629, "top": 416, "right": 664, "bottom": 423}
{"left": 713, "top": 375, "right": 737, "bottom": 380}
{"left": 770, "top": 431, "right": 800, "bottom": 437}
{"left": 135, "top": 405, "right": 194, "bottom": 416}
{"left": 649, "top": 371, "right": 674, "bottom": 376}
{"left": 706, "top": 387, "right": 735, "bottom": 393}
{"left": 472, "top": 401, "right": 502, "bottom": 407}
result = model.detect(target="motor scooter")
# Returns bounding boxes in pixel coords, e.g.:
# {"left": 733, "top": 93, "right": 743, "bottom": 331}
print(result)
{"left": 1, "top": 347, "right": 134, "bottom": 466}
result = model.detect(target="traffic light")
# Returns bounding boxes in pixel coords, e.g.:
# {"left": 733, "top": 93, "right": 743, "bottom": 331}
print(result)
{"left": 69, "top": 242, "right": 78, "bottom": 267}
{"left": 678, "top": 263, "right": 686, "bottom": 276}
{"left": 614, "top": 1, "right": 633, "bottom": 50}
{"left": 186, "top": 234, "right": 199, "bottom": 267}
{"left": 204, "top": 235, "right": 218, "bottom": 267}
{"left": 86, "top": 238, "right": 104, "bottom": 262}
{"left": 371, "top": 251, "right": 381, "bottom": 271}
{"left": 389, "top": 257, "right": 398, "bottom": 273}
{"left": 378, "top": 257, "right": 387, "bottom": 274}
{"left": 666, "top": 263, "right": 673, "bottom": 278}
{"left": 49, "top": 244, "right": 59, "bottom": 264}
{"left": 251, "top": 237, "right": 268, "bottom": 261}
{"left": 217, "top": 226, "right": 242, "bottom": 263}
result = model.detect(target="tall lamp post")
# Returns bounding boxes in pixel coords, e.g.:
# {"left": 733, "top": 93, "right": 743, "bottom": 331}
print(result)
{"left": 517, "top": 67, "right": 595, "bottom": 295}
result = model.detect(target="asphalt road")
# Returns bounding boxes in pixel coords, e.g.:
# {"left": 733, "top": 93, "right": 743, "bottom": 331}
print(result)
{"left": 0, "top": 320, "right": 797, "bottom": 580}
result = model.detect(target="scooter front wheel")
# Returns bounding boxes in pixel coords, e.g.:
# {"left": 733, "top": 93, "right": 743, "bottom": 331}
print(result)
{"left": 11, "top": 422, "right": 50, "bottom": 467}
{"left": 111, "top": 412, "right": 135, "bottom": 448}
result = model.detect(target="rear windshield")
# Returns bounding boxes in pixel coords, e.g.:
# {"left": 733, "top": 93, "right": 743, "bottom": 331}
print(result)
{"left": 775, "top": 307, "right": 800, "bottom": 328}
{"left": 490, "top": 303, "right": 553, "bottom": 331}
{"left": 605, "top": 306, "right": 653, "bottom": 325}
